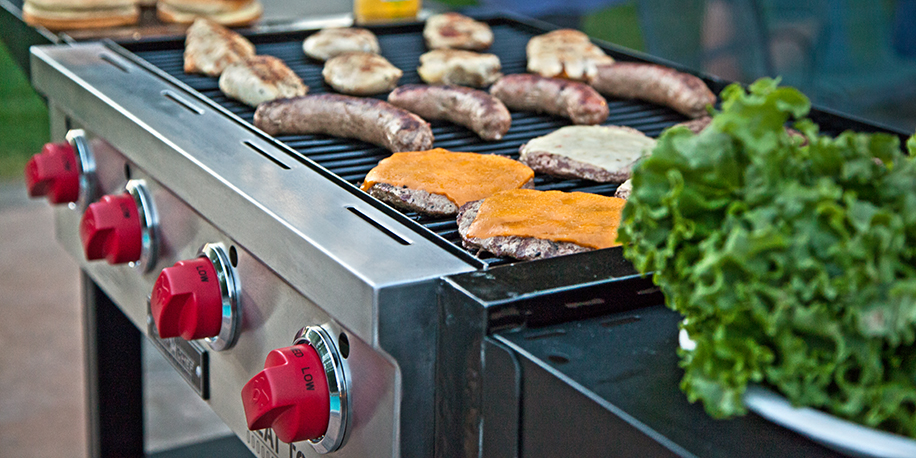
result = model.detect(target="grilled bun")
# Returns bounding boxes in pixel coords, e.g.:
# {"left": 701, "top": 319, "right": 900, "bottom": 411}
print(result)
{"left": 22, "top": 0, "right": 139, "bottom": 30}
{"left": 157, "top": 0, "right": 263, "bottom": 26}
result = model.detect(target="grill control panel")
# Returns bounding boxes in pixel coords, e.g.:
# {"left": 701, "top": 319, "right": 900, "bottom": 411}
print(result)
{"left": 78, "top": 180, "right": 159, "bottom": 271}
{"left": 242, "top": 326, "right": 349, "bottom": 454}
{"left": 80, "top": 193, "right": 143, "bottom": 264}
{"left": 25, "top": 129, "right": 98, "bottom": 210}
{"left": 25, "top": 141, "right": 80, "bottom": 204}
{"left": 151, "top": 243, "right": 241, "bottom": 351}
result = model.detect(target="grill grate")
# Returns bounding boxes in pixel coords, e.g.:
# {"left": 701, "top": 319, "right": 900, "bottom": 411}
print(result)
{"left": 128, "top": 19, "right": 694, "bottom": 265}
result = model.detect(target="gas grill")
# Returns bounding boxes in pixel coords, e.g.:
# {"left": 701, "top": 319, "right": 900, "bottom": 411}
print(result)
{"left": 24, "top": 14, "right": 909, "bottom": 458}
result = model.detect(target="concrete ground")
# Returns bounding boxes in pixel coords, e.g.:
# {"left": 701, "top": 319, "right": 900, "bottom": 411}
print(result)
{"left": 0, "top": 179, "right": 232, "bottom": 457}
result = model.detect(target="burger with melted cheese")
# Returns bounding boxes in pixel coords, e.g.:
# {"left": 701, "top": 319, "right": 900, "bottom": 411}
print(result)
{"left": 361, "top": 148, "right": 535, "bottom": 217}
{"left": 457, "top": 189, "right": 626, "bottom": 260}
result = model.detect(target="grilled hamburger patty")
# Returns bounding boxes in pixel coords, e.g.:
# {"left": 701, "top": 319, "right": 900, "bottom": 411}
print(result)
{"left": 519, "top": 125, "right": 655, "bottom": 183}
{"left": 490, "top": 74, "right": 608, "bottom": 125}
{"left": 457, "top": 200, "right": 592, "bottom": 260}
{"left": 388, "top": 84, "right": 511, "bottom": 141}
{"left": 365, "top": 179, "right": 534, "bottom": 217}
{"left": 253, "top": 94, "right": 433, "bottom": 153}
{"left": 361, "top": 149, "right": 535, "bottom": 216}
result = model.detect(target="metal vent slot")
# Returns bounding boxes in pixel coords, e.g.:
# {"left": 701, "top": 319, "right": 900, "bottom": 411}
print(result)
{"left": 600, "top": 316, "right": 641, "bottom": 328}
{"left": 345, "top": 206, "right": 412, "bottom": 246}
{"left": 161, "top": 90, "right": 205, "bottom": 115}
{"left": 524, "top": 329, "right": 567, "bottom": 340}
{"left": 242, "top": 140, "right": 290, "bottom": 170}
{"left": 99, "top": 53, "right": 129, "bottom": 73}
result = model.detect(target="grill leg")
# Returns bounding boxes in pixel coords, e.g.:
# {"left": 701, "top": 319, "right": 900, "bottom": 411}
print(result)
{"left": 83, "top": 272, "right": 145, "bottom": 458}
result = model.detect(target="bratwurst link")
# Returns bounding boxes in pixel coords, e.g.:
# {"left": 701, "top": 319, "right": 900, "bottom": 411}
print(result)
{"left": 388, "top": 84, "right": 511, "bottom": 141}
{"left": 489, "top": 74, "right": 608, "bottom": 125}
{"left": 589, "top": 62, "right": 716, "bottom": 119}
{"left": 253, "top": 94, "right": 434, "bottom": 153}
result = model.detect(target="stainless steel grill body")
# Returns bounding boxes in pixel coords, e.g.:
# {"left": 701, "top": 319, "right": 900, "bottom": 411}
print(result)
{"left": 32, "top": 16, "right": 905, "bottom": 458}
{"left": 32, "top": 42, "right": 477, "bottom": 457}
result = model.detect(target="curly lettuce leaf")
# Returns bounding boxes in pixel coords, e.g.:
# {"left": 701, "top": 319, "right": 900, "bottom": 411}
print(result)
{"left": 619, "top": 78, "right": 916, "bottom": 437}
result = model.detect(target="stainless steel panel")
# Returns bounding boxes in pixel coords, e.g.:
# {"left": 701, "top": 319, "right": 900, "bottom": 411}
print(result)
{"left": 31, "top": 43, "right": 477, "bottom": 344}
{"left": 50, "top": 126, "right": 400, "bottom": 457}
{"left": 35, "top": 40, "right": 475, "bottom": 455}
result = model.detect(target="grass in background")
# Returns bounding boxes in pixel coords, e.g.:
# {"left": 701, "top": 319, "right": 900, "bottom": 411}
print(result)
{"left": 0, "top": 40, "right": 49, "bottom": 181}
{"left": 583, "top": 2, "right": 646, "bottom": 53}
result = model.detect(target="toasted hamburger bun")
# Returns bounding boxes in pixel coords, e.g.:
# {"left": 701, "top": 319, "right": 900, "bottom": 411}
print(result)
{"left": 23, "top": 0, "right": 139, "bottom": 30}
{"left": 157, "top": 0, "right": 262, "bottom": 26}
{"left": 527, "top": 29, "right": 614, "bottom": 81}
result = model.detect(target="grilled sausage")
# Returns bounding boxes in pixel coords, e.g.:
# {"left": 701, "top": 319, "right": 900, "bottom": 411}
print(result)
{"left": 489, "top": 74, "right": 608, "bottom": 125}
{"left": 253, "top": 94, "right": 434, "bottom": 153}
{"left": 388, "top": 84, "right": 511, "bottom": 141}
{"left": 589, "top": 63, "right": 716, "bottom": 119}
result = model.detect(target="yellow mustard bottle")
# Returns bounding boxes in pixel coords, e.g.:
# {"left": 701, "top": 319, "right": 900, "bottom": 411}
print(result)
{"left": 354, "top": 0, "right": 420, "bottom": 24}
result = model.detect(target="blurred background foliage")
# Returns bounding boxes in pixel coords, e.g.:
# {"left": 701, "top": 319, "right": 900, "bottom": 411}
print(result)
{"left": 0, "top": 40, "right": 48, "bottom": 181}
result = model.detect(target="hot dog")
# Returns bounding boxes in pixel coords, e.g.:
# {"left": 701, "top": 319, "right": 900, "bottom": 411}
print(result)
{"left": 589, "top": 62, "right": 716, "bottom": 119}
{"left": 489, "top": 74, "right": 608, "bottom": 125}
{"left": 388, "top": 84, "right": 511, "bottom": 141}
{"left": 253, "top": 94, "right": 434, "bottom": 153}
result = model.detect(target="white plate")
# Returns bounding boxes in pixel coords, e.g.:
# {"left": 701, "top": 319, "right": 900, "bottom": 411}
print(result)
{"left": 678, "top": 329, "right": 916, "bottom": 458}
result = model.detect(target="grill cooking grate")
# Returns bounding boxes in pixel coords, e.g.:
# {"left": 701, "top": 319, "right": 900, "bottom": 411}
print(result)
{"left": 128, "top": 19, "right": 695, "bottom": 265}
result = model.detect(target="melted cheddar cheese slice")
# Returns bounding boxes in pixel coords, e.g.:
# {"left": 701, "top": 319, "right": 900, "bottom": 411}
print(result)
{"left": 361, "top": 148, "right": 534, "bottom": 206}
{"left": 466, "top": 189, "right": 626, "bottom": 249}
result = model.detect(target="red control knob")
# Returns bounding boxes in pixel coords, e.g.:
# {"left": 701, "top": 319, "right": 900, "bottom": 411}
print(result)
{"left": 79, "top": 193, "right": 143, "bottom": 264}
{"left": 241, "top": 344, "right": 331, "bottom": 444}
{"left": 150, "top": 257, "right": 223, "bottom": 340}
{"left": 24, "top": 142, "right": 79, "bottom": 204}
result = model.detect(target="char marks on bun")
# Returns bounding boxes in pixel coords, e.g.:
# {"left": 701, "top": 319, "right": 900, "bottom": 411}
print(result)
{"left": 527, "top": 29, "right": 614, "bottom": 81}
{"left": 303, "top": 27, "right": 381, "bottom": 61}
{"left": 423, "top": 13, "right": 494, "bottom": 51}
{"left": 322, "top": 52, "right": 402, "bottom": 96}
{"left": 417, "top": 49, "right": 502, "bottom": 88}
